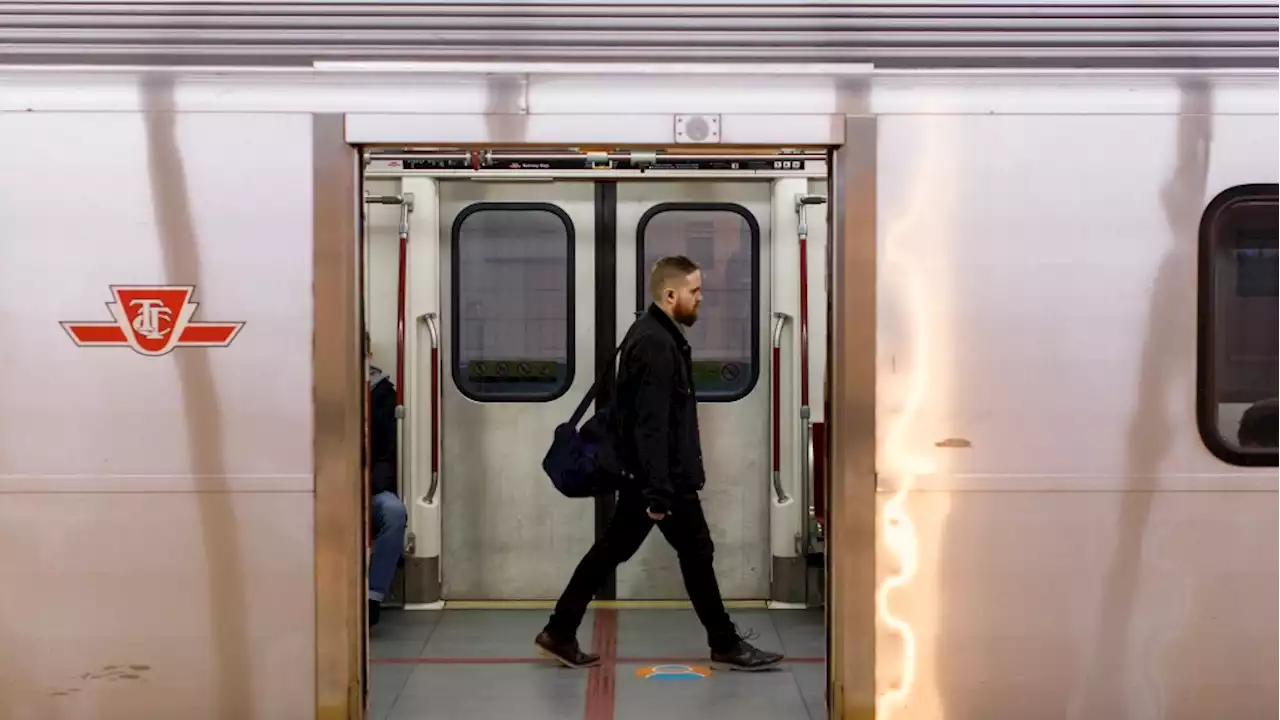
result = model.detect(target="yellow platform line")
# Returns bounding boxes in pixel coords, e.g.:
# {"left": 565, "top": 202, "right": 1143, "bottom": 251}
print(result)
{"left": 442, "top": 599, "right": 769, "bottom": 610}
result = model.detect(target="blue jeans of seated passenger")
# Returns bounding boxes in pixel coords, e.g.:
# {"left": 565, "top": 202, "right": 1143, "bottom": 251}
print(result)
{"left": 369, "top": 491, "right": 407, "bottom": 602}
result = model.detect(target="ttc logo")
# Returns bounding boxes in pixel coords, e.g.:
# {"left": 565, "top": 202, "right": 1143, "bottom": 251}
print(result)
{"left": 61, "top": 286, "right": 243, "bottom": 356}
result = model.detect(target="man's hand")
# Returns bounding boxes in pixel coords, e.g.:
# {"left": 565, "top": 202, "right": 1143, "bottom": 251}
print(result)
{"left": 647, "top": 508, "right": 667, "bottom": 521}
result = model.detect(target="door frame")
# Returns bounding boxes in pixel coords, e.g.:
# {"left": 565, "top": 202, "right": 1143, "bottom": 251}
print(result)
{"left": 313, "top": 115, "right": 366, "bottom": 720}
{"left": 425, "top": 176, "right": 782, "bottom": 602}
{"left": 317, "top": 117, "right": 878, "bottom": 720}
{"left": 827, "top": 117, "right": 878, "bottom": 718}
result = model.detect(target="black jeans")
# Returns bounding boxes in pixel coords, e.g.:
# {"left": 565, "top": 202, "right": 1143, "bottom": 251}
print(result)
{"left": 546, "top": 487, "right": 740, "bottom": 653}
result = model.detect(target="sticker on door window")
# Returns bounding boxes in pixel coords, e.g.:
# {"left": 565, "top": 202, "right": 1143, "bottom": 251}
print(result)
{"left": 638, "top": 203, "right": 760, "bottom": 401}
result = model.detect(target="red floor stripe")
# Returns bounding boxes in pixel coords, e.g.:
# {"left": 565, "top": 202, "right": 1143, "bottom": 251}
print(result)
{"left": 584, "top": 608, "right": 618, "bottom": 720}
{"left": 371, "top": 655, "right": 825, "bottom": 665}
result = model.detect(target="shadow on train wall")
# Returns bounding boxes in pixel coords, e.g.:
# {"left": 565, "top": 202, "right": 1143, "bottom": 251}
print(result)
{"left": 928, "top": 80, "right": 1277, "bottom": 719}
{"left": 140, "top": 75, "right": 253, "bottom": 716}
{"left": 1069, "top": 79, "right": 1210, "bottom": 719}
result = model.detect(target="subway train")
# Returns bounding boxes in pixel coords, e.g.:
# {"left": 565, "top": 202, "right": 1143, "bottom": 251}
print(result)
{"left": 0, "top": 3, "right": 1277, "bottom": 719}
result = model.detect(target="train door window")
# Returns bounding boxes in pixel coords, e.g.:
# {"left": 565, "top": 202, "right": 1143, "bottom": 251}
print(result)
{"left": 452, "top": 203, "right": 575, "bottom": 401}
{"left": 1197, "top": 184, "right": 1278, "bottom": 464}
{"left": 638, "top": 203, "right": 760, "bottom": 401}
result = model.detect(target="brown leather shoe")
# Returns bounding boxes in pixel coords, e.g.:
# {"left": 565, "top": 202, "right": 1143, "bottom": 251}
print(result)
{"left": 535, "top": 631, "right": 601, "bottom": 668}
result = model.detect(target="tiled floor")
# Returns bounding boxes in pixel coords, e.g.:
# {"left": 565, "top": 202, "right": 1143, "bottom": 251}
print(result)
{"left": 367, "top": 607, "right": 828, "bottom": 720}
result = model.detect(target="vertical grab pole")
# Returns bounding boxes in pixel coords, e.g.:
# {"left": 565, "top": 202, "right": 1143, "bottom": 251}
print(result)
{"left": 393, "top": 194, "right": 415, "bottom": 550}
{"left": 364, "top": 192, "right": 417, "bottom": 554}
{"left": 361, "top": 199, "right": 372, "bottom": 552}
{"left": 795, "top": 193, "right": 826, "bottom": 556}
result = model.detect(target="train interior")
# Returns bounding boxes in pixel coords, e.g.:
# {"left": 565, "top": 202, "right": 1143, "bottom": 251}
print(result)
{"left": 358, "top": 146, "right": 833, "bottom": 720}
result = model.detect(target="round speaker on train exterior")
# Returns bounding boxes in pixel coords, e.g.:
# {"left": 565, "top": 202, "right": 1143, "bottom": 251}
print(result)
{"left": 675, "top": 114, "right": 721, "bottom": 143}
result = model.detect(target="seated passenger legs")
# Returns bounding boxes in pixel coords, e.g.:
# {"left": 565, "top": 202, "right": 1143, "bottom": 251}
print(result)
{"left": 368, "top": 486, "right": 406, "bottom": 626}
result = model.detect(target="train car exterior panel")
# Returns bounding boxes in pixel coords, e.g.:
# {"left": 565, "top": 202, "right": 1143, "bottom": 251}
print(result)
{"left": 0, "top": 493, "right": 316, "bottom": 719}
{"left": 875, "top": 107, "right": 1278, "bottom": 487}
{"left": 0, "top": 108, "right": 319, "bottom": 717}
{"left": 875, "top": 490, "right": 1276, "bottom": 719}
{"left": 0, "top": 110, "right": 315, "bottom": 488}
{"left": 869, "top": 92, "right": 1278, "bottom": 719}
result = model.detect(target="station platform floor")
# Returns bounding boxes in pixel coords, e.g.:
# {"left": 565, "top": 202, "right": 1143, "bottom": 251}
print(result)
{"left": 367, "top": 606, "right": 828, "bottom": 720}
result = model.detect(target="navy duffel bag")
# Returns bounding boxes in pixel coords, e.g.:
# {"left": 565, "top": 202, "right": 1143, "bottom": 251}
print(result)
{"left": 542, "top": 342, "right": 632, "bottom": 498}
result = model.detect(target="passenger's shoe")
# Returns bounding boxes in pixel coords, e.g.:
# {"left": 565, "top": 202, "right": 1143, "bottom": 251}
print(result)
{"left": 368, "top": 599, "right": 381, "bottom": 627}
{"left": 710, "top": 627, "right": 784, "bottom": 671}
{"left": 535, "top": 630, "right": 601, "bottom": 668}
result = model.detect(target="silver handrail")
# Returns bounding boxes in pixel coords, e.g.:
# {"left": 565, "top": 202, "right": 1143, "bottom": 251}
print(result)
{"left": 422, "top": 311, "right": 440, "bottom": 350}
{"left": 771, "top": 312, "right": 788, "bottom": 348}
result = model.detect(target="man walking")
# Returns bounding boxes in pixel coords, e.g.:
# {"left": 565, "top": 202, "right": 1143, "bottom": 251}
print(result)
{"left": 535, "top": 255, "right": 784, "bottom": 672}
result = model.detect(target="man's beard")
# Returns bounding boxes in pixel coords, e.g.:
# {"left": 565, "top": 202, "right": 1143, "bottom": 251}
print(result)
{"left": 675, "top": 307, "right": 698, "bottom": 327}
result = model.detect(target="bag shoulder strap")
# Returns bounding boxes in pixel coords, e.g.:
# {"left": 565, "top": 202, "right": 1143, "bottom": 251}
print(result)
{"left": 568, "top": 326, "right": 632, "bottom": 427}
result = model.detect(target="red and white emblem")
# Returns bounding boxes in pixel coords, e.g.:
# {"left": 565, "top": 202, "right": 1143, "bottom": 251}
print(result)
{"left": 61, "top": 285, "right": 243, "bottom": 356}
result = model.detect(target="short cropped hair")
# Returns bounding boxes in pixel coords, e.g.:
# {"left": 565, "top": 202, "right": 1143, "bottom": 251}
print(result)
{"left": 649, "top": 255, "right": 700, "bottom": 303}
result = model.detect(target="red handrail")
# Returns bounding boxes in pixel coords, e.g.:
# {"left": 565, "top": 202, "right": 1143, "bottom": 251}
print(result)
{"left": 771, "top": 344, "right": 781, "bottom": 474}
{"left": 796, "top": 194, "right": 826, "bottom": 550}
{"left": 392, "top": 198, "right": 412, "bottom": 510}
{"left": 430, "top": 344, "right": 440, "bottom": 476}
{"left": 395, "top": 229, "right": 408, "bottom": 405}
{"left": 796, "top": 194, "right": 825, "bottom": 408}
{"left": 798, "top": 233, "right": 810, "bottom": 408}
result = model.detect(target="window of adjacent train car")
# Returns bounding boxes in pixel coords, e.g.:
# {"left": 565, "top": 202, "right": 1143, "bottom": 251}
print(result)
{"left": 452, "top": 204, "right": 574, "bottom": 401}
{"left": 638, "top": 204, "right": 759, "bottom": 401}
{"left": 1199, "top": 185, "right": 1279, "bottom": 464}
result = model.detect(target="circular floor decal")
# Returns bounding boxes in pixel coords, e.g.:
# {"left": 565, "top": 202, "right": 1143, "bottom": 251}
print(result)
{"left": 634, "top": 664, "right": 713, "bottom": 680}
